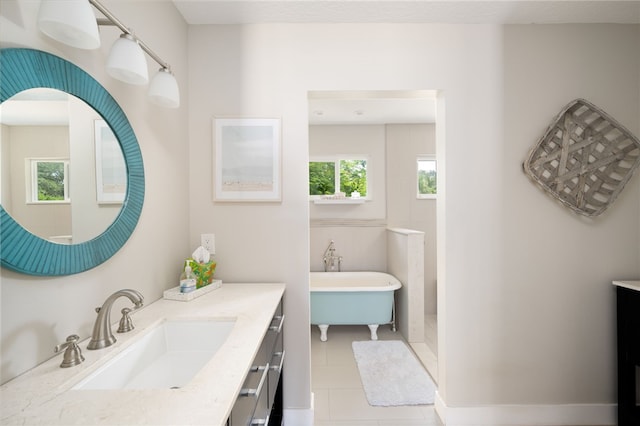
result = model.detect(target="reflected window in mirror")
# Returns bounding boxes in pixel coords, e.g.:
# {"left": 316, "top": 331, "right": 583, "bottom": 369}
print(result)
{"left": 29, "top": 158, "right": 70, "bottom": 203}
{"left": 309, "top": 156, "right": 369, "bottom": 199}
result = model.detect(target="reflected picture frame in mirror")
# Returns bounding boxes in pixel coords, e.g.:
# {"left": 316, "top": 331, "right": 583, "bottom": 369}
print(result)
{"left": 94, "top": 119, "right": 126, "bottom": 204}
{"left": 0, "top": 48, "right": 145, "bottom": 276}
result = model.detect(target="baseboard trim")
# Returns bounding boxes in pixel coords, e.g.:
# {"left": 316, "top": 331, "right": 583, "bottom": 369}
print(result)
{"left": 435, "top": 391, "right": 447, "bottom": 423}
{"left": 283, "top": 393, "right": 314, "bottom": 426}
{"left": 435, "top": 392, "right": 616, "bottom": 426}
{"left": 283, "top": 408, "right": 313, "bottom": 426}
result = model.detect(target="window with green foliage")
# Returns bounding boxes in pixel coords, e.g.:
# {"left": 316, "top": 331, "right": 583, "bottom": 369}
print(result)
{"left": 309, "top": 157, "right": 368, "bottom": 198}
{"left": 417, "top": 156, "right": 437, "bottom": 198}
{"left": 29, "top": 159, "right": 70, "bottom": 203}
{"left": 309, "top": 161, "right": 336, "bottom": 195}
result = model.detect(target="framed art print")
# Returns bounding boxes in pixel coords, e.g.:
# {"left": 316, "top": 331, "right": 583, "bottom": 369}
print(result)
{"left": 213, "top": 118, "right": 282, "bottom": 202}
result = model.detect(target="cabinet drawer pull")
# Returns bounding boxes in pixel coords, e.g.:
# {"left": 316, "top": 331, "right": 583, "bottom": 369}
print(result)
{"left": 270, "top": 350, "right": 285, "bottom": 373}
{"left": 240, "top": 364, "right": 269, "bottom": 398}
{"left": 269, "top": 315, "right": 285, "bottom": 333}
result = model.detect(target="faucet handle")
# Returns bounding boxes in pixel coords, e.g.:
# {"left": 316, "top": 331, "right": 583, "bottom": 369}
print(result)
{"left": 54, "top": 335, "right": 85, "bottom": 368}
{"left": 117, "top": 307, "right": 135, "bottom": 333}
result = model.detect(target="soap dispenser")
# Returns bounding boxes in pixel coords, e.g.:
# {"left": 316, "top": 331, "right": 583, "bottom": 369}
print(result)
{"left": 180, "top": 261, "right": 196, "bottom": 293}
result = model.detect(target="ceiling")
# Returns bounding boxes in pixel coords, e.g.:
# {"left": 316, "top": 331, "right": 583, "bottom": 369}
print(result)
{"left": 172, "top": 1, "right": 640, "bottom": 25}
{"left": 308, "top": 91, "right": 437, "bottom": 125}
{"left": 173, "top": 0, "right": 639, "bottom": 125}
{"left": 0, "top": 89, "right": 70, "bottom": 126}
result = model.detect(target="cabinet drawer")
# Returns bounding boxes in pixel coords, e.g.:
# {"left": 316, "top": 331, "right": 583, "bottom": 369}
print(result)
{"left": 250, "top": 375, "right": 271, "bottom": 425}
{"left": 263, "top": 305, "right": 284, "bottom": 358}
{"left": 268, "top": 347, "right": 284, "bottom": 409}
{"left": 231, "top": 363, "right": 269, "bottom": 426}
{"left": 229, "top": 297, "right": 284, "bottom": 426}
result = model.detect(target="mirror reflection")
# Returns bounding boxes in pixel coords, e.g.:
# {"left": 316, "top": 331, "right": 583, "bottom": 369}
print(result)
{"left": 0, "top": 88, "right": 126, "bottom": 244}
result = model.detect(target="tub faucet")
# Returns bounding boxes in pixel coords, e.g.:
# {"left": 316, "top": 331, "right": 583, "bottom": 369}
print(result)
{"left": 323, "top": 240, "right": 342, "bottom": 272}
{"left": 87, "top": 289, "right": 144, "bottom": 350}
{"left": 323, "top": 240, "right": 335, "bottom": 259}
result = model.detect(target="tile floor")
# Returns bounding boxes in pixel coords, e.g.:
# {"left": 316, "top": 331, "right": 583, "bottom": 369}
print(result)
{"left": 311, "top": 317, "right": 608, "bottom": 426}
{"left": 311, "top": 323, "right": 443, "bottom": 426}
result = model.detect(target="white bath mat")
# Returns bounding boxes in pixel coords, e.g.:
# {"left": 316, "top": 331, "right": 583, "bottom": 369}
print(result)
{"left": 352, "top": 340, "right": 436, "bottom": 406}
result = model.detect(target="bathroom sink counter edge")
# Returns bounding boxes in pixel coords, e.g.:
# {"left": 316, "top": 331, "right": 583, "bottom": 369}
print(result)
{"left": 0, "top": 282, "right": 286, "bottom": 426}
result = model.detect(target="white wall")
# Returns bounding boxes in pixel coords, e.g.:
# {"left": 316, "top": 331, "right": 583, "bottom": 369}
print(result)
{"left": 187, "top": 24, "right": 315, "bottom": 414}
{"left": 310, "top": 225, "right": 388, "bottom": 272}
{"left": 189, "top": 23, "right": 639, "bottom": 423}
{"left": 387, "top": 124, "right": 437, "bottom": 315}
{"left": 0, "top": 0, "right": 190, "bottom": 384}
{"left": 498, "top": 24, "right": 640, "bottom": 408}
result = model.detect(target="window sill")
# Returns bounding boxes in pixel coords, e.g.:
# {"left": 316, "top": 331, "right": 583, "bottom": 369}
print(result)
{"left": 312, "top": 198, "right": 366, "bottom": 205}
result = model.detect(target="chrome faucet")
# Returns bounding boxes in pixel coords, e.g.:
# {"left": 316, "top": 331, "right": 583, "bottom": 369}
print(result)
{"left": 87, "top": 289, "right": 144, "bottom": 350}
{"left": 323, "top": 240, "right": 342, "bottom": 272}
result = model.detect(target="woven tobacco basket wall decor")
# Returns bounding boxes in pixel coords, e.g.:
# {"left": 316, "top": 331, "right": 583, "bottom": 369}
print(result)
{"left": 523, "top": 98, "right": 640, "bottom": 217}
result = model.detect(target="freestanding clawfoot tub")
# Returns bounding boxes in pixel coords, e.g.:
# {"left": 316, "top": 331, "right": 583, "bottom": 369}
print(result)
{"left": 310, "top": 271, "right": 402, "bottom": 341}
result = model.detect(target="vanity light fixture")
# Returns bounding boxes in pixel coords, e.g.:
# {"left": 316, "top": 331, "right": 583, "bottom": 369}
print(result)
{"left": 37, "top": 0, "right": 100, "bottom": 50}
{"left": 148, "top": 67, "right": 180, "bottom": 108}
{"left": 37, "top": 0, "right": 180, "bottom": 108}
{"left": 106, "top": 33, "right": 148, "bottom": 85}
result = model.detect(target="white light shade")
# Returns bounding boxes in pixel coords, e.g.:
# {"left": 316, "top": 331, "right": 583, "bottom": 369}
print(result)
{"left": 37, "top": 0, "right": 100, "bottom": 49}
{"left": 106, "top": 34, "right": 148, "bottom": 85}
{"left": 148, "top": 68, "right": 180, "bottom": 108}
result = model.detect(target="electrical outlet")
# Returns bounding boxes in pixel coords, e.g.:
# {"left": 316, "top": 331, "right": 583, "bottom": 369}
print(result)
{"left": 201, "top": 234, "right": 215, "bottom": 255}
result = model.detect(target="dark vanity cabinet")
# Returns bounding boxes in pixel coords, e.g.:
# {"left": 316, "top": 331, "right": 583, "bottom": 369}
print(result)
{"left": 614, "top": 281, "right": 640, "bottom": 426}
{"left": 229, "top": 299, "right": 284, "bottom": 426}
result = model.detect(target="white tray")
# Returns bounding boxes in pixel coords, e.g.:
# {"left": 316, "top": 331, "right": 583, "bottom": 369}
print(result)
{"left": 163, "top": 280, "right": 222, "bottom": 301}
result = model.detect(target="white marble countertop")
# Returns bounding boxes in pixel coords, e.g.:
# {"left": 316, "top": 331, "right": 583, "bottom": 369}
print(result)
{"left": 612, "top": 280, "right": 640, "bottom": 292}
{"left": 0, "top": 283, "right": 285, "bottom": 426}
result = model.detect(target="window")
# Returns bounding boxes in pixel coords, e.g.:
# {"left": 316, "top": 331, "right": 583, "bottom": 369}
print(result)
{"left": 417, "top": 156, "right": 437, "bottom": 199}
{"left": 28, "top": 159, "right": 70, "bottom": 203}
{"left": 309, "top": 157, "right": 368, "bottom": 198}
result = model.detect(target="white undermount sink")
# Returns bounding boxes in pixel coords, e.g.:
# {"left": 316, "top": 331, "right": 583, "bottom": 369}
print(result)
{"left": 73, "top": 319, "right": 236, "bottom": 390}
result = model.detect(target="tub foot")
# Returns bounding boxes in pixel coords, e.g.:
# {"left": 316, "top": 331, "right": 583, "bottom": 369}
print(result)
{"left": 368, "top": 324, "right": 379, "bottom": 340}
{"left": 318, "top": 324, "right": 329, "bottom": 342}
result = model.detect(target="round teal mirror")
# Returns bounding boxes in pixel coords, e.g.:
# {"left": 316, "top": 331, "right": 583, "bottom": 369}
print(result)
{"left": 0, "top": 48, "right": 144, "bottom": 275}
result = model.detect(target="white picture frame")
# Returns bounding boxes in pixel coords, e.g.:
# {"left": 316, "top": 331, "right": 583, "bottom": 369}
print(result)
{"left": 213, "top": 117, "right": 282, "bottom": 202}
{"left": 94, "top": 120, "right": 126, "bottom": 204}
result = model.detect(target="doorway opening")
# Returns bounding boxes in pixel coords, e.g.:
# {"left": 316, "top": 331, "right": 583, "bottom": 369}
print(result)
{"left": 307, "top": 90, "right": 442, "bottom": 386}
